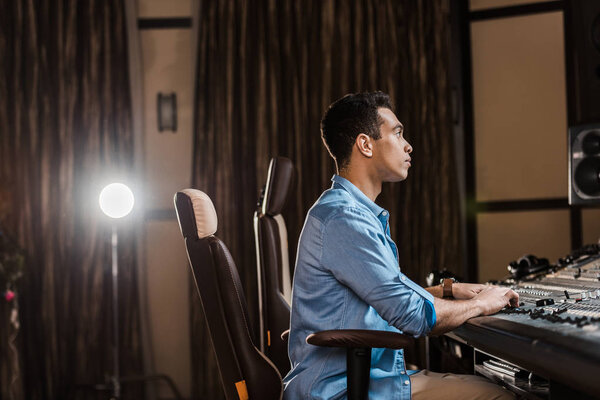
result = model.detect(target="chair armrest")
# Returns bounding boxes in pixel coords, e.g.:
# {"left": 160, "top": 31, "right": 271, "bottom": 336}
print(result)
{"left": 306, "top": 329, "right": 413, "bottom": 349}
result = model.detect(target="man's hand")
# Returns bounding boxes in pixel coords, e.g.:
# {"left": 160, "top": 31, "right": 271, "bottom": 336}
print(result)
{"left": 452, "top": 282, "right": 486, "bottom": 300}
{"left": 473, "top": 286, "right": 519, "bottom": 315}
{"left": 430, "top": 286, "right": 519, "bottom": 335}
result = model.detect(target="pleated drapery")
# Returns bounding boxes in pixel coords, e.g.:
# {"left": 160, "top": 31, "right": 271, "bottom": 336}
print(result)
{"left": 0, "top": 1, "right": 144, "bottom": 398}
{"left": 192, "top": 1, "right": 461, "bottom": 398}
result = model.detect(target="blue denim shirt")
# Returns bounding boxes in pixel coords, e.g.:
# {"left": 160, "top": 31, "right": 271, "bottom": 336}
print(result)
{"left": 283, "top": 175, "right": 436, "bottom": 400}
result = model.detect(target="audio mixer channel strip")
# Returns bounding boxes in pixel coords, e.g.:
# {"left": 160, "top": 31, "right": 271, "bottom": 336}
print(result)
{"left": 449, "top": 250, "right": 600, "bottom": 399}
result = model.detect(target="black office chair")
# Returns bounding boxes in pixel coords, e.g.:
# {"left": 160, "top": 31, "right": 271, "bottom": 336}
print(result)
{"left": 175, "top": 189, "right": 413, "bottom": 400}
{"left": 254, "top": 156, "right": 294, "bottom": 376}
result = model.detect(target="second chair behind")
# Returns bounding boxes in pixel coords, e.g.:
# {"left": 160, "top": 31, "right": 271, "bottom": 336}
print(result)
{"left": 254, "top": 156, "right": 295, "bottom": 376}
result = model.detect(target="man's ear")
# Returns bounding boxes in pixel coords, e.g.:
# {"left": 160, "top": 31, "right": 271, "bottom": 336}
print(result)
{"left": 355, "top": 133, "right": 373, "bottom": 158}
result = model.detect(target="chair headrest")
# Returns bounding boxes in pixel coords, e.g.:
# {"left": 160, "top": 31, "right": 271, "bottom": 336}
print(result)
{"left": 174, "top": 189, "right": 218, "bottom": 239}
{"left": 261, "top": 157, "right": 294, "bottom": 216}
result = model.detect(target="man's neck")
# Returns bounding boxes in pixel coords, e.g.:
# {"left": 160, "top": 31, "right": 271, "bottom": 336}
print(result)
{"left": 338, "top": 166, "right": 382, "bottom": 202}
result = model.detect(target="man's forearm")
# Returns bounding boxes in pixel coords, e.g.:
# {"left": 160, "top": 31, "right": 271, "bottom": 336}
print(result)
{"left": 428, "top": 286, "right": 519, "bottom": 335}
{"left": 429, "top": 297, "right": 483, "bottom": 335}
{"left": 425, "top": 284, "right": 443, "bottom": 298}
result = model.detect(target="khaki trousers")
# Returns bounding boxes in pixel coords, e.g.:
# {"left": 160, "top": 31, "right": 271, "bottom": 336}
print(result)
{"left": 411, "top": 370, "right": 515, "bottom": 400}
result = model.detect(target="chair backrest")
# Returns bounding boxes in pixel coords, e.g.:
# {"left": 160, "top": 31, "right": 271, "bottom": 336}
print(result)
{"left": 174, "top": 189, "right": 282, "bottom": 400}
{"left": 254, "top": 157, "right": 295, "bottom": 376}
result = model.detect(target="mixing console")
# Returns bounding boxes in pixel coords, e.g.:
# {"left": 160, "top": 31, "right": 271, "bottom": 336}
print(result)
{"left": 498, "top": 253, "right": 600, "bottom": 331}
{"left": 447, "top": 246, "right": 600, "bottom": 398}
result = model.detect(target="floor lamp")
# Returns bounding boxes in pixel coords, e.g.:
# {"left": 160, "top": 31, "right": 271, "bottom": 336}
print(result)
{"left": 99, "top": 183, "right": 135, "bottom": 399}
{"left": 95, "top": 183, "right": 183, "bottom": 400}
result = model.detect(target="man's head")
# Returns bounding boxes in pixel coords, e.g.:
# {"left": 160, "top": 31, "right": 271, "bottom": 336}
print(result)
{"left": 321, "top": 91, "right": 412, "bottom": 183}
{"left": 321, "top": 91, "right": 392, "bottom": 171}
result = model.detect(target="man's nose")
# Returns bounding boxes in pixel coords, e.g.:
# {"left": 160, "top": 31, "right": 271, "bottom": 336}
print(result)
{"left": 406, "top": 143, "right": 413, "bottom": 153}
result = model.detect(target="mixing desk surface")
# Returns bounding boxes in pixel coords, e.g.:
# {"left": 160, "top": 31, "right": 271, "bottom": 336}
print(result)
{"left": 447, "top": 247, "right": 600, "bottom": 399}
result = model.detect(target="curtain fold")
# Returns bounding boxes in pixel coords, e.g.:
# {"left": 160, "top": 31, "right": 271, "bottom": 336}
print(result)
{"left": 0, "top": 0, "right": 144, "bottom": 398}
{"left": 193, "top": 1, "right": 460, "bottom": 398}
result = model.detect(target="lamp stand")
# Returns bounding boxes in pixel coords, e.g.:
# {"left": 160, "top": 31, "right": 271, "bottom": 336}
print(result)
{"left": 77, "top": 225, "right": 183, "bottom": 400}
{"left": 111, "top": 224, "right": 121, "bottom": 399}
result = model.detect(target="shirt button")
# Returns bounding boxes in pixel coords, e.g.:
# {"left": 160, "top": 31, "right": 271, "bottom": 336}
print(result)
{"left": 382, "top": 211, "right": 388, "bottom": 216}
{"left": 400, "top": 371, "right": 406, "bottom": 375}
{"left": 401, "top": 275, "right": 406, "bottom": 281}
{"left": 404, "top": 380, "right": 410, "bottom": 385}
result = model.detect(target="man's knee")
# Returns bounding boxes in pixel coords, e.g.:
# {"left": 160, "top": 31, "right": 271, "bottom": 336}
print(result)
{"left": 411, "top": 370, "right": 514, "bottom": 400}
{"left": 453, "top": 376, "right": 514, "bottom": 400}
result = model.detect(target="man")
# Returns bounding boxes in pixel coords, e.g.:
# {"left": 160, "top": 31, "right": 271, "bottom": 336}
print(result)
{"left": 283, "top": 92, "right": 517, "bottom": 399}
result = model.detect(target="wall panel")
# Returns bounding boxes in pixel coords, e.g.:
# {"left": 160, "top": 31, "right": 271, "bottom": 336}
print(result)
{"left": 138, "top": 0, "right": 191, "bottom": 18}
{"left": 471, "top": 12, "right": 567, "bottom": 201}
{"left": 145, "top": 220, "right": 192, "bottom": 397}
{"left": 141, "top": 28, "right": 194, "bottom": 210}
{"left": 477, "top": 210, "right": 570, "bottom": 282}
{"left": 470, "top": 0, "right": 553, "bottom": 11}
{"left": 582, "top": 208, "right": 600, "bottom": 245}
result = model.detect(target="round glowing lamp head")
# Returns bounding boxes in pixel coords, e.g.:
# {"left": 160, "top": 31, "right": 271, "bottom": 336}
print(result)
{"left": 99, "top": 183, "right": 135, "bottom": 219}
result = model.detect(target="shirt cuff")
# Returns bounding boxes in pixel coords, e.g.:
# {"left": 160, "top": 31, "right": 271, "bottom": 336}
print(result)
{"left": 398, "top": 274, "right": 437, "bottom": 332}
{"left": 424, "top": 298, "right": 436, "bottom": 331}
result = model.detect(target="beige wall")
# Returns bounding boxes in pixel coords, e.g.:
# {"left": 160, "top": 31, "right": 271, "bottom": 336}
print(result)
{"left": 471, "top": 12, "right": 567, "bottom": 202}
{"left": 477, "top": 210, "right": 571, "bottom": 283}
{"left": 139, "top": 0, "right": 192, "bottom": 18}
{"left": 583, "top": 209, "right": 600, "bottom": 245}
{"left": 468, "top": 6, "right": 598, "bottom": 282}
{"left": 142, "top": 28, "right": 194, "bottom": 209}
{"left": 137, "top": 0, "right": 193, "bottom": 398}
{"left": 470, "top": 0, "right": 551, "bottom": 11}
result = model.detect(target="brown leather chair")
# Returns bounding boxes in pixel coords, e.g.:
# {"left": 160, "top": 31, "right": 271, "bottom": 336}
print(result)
{"left": 175, "top": 189, "right": 282, "bottom": 399}
{"left": 253, "top": 156, "right": 294, "bottom": 376}
{"left": 175, "top": 189, "right": 414, "bottom": 400}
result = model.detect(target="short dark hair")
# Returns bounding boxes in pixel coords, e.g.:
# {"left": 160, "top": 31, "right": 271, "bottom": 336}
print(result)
{"left": 320, "top": 91, "right": 392, "bottom": 170}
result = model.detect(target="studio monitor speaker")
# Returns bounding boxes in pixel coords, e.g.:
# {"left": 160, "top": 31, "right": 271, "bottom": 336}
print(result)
{"left": 565, "top": 1, "right": 600, "bottom": 204}
{"left": 569, "top": 124, "right": 600, "bottom": 205}
{"left": 564, "top": 0, "right": 600, "bottom": 125}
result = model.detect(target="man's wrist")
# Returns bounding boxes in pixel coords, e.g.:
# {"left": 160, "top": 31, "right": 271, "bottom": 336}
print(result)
{"left": 438, "top": 283, "right": 444, "bottom": 298}
{"left": 441, "top": 278, "right": 455, "bottom": 298}
{"left": 472, "top": 298, "right": 485, "bottom": 316}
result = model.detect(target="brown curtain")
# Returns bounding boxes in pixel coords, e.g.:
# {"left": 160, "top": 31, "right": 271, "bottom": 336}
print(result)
{"left": 0, "top": 1, "right": 143, "bottom": 399}
{"left": 192, "top": 0, "right": 460, "bottom": 398}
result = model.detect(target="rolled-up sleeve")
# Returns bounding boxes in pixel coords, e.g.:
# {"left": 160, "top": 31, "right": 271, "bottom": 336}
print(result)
{"left": 321, "top": 207, "right": 436, "bottom": 337}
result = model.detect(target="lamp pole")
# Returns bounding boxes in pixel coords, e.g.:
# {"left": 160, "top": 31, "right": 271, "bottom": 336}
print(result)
{"left": 111, "top": 224, "right": 121, "bottom": 399}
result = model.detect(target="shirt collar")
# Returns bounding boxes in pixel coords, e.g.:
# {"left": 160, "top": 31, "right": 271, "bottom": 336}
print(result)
{"left": 331, "top": 175, "right": 387, "bottom": 219}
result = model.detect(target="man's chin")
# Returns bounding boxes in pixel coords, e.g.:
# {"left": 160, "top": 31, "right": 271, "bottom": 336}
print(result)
{"left": 385, "top": 173, "right": 408, "bottom": 183}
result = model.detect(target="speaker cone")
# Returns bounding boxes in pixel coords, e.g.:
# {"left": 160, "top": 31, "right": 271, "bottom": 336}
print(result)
{"left": 582, "top": 130, "right": 600, "bottom": 155}
{"left": 574, "top": 157, "right": 600, "bottom": 196}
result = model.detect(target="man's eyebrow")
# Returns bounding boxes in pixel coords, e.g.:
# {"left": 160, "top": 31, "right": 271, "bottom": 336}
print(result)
{"left": 393, "top": 124, "right": 404, "bottom": 131}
